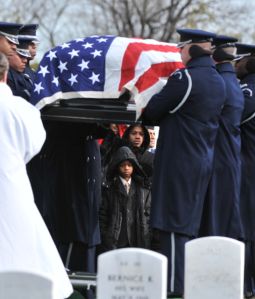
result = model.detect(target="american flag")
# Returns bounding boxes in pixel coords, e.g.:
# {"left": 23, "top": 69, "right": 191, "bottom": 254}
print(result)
{"left": 30, "top": 35, "right": 183, "bottom": 119}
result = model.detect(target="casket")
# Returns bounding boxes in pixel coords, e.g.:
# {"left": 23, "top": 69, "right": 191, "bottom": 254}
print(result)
{"left": 31, "top": 36, "right": 183, "bottom": 124}
{"left": 41, "top": 92, "right": 137, "bottom": 124}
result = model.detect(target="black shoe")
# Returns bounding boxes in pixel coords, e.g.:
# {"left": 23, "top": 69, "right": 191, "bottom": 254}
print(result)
{"left": 167, "top": 292, "right": 182, "bottom": 298}
{"left": 245, "top": 293, "right": 254, "bottom": 298}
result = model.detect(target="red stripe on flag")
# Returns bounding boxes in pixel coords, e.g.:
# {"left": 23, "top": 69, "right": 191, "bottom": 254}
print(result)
{"left": 119, "top": 42, "right": 180, "bottom": 91}
{"left": 135, "top": 61, "right": 184, "bottom": 93}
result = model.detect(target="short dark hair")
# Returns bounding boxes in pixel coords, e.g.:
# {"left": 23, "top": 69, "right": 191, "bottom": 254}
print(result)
{"left": 0, "top": 52, "right": 9, "bottom": 80}
{"left": 246, "top": 57, "right": 255, "bottom": 74}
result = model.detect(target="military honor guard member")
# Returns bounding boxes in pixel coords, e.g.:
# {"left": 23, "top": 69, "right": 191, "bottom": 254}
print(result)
{"left": 0, "top": 22, "right": 22, "bottom": 59}
{"left": 18, "top": 23, "right": 40, "bottom": 82}
{"left": 7, "top": 36, "right": 34, "bottom": 101}
{"left": 142, "top": 28, "right": 226, "bottom": 297}
{"left": 200, "top": 35, "right": 244, "bottom": 240}
{"left": 235, "top": 43, "right": 255, "bottom": 298}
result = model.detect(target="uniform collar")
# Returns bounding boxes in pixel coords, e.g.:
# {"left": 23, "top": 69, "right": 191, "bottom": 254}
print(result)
{"left": 216, "top": 62, "right": 235, "bottom": 73}
{"left": 187, "top": 55, "right": 215, "bottom": 68}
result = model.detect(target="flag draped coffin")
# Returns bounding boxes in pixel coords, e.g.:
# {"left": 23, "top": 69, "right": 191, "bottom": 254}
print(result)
{"left": 30, "top": 35, "right": 183, "bottom": 119}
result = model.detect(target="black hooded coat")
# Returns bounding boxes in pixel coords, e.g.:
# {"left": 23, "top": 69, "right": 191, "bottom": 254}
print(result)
{"left": 99, "top": 146, "right": 151, "bottom": 251}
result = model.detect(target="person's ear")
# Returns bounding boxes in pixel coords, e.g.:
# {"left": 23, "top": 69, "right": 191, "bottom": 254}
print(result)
{"left": 189, "top": 45, "right": 212, "bottom": 59}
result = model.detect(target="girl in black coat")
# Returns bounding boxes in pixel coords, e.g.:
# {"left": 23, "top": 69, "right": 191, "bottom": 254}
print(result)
{"left": 122, "top": 124, "right": 154, "bottom": 180}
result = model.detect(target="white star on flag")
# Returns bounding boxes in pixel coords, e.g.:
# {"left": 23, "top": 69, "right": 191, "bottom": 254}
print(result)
{"left": 61, "top": 43, "right": 71, "bottom": 49}
{"left": 68, "top": 49, "right": 80, "bottom": 59}
{"left": 34, "top": 82, "right": 44, "bottom": 94}
{"left": 91, "top": 49, "right": 102, "bottom": 58}
{"left": 58, "top": 61, "right": 68, "bottom": 73}
{"left": 38, "top": 65, "right": 50, "bottom": 77}
{"left": 52, "top": 76, "right": 59, "bottom": 87}
{"left": 82, "top": 42, "right": 93, "bottom": 49}
{"left": 68, "top": 73, "right": 78, "bottom": 86}
{"left": 46, "top": 50, "right": 57, "bottom": 61}
{"left": 97, "top": 38, "right": 108, "bottom": 43}
{"left": 89, "top": 72, "right": 100, "bottom": 84}
{"left": 78, "top": 59, "right": 90, "bottom": 71}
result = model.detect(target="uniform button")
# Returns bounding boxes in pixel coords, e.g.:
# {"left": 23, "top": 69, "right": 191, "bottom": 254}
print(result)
{"left": 87, "top": 178, "right": 90, "bottom": 183}
{"left": 93, "top": 156, "right": 96, "bottom": 160}
{"left": 93, "top": 179, "right": 96, "bottom": 183}
{"left": 87, "top": 157, "right": 90, "bottom": 162}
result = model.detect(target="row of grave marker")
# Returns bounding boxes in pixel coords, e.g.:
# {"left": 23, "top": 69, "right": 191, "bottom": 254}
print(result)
{"left": 0, "top": 236, "right": 244, "bottom": 299}
{"left": 97, "top": 236, "right": 244, "bottom": 299}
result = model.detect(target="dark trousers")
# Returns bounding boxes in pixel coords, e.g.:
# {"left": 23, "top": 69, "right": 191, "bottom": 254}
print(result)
{"left": 57, "top": 241, "right": 96, "bottom": 273}
{"left": 158, "top": 230, "right": 192, "bottom": 296}
{"left": 57, "top": 242, "right": 96, "bottom": 299}
{"left": 244, "top": 241, "right": 255, "bottom": 297}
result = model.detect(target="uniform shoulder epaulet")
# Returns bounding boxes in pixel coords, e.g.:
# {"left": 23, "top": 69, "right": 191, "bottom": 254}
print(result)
{"left": 169, "top": 68, "right": 192, "bottom": 114}
{"left": 240, "top": 83, "right": 253, "bottom": 98}
{"left": 170, "top": 68, "right": 185, "bottom": 80}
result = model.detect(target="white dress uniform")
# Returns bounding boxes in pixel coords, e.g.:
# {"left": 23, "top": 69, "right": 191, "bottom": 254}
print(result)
{"left": 0, "top": 83, "right": 73, "bottom": 299}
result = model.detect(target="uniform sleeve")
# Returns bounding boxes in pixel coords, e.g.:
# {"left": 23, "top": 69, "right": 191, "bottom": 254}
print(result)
{"left": 241, "top": 84, "right": 255, "bottom": 123}
{"left": 7, "top": 71, "right": 30, "bottom": 101}
{"left": 142, "top": 69, "right": 191, "bottom": 122}
{"left": 7, "top": 71, "right": 16, "bottom": 93}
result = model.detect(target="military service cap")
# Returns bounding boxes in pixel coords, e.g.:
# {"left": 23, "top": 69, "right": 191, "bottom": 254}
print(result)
{"left": 177, "top": 28, "right": 216, "bottom": 48}
{"left": 212, "top": 35, "right": 238, "bottom": 48}
{"left": 16, "top": 37, "right": 32, "bottom": 58}
{"left": 0, "top": 22, "right": 23, "bottom": 44}
{"left": 236, "top": 43, "right": 255, "bottom": 57}
{"left": 19, "top": 24, "right": 39, "bottom": 43}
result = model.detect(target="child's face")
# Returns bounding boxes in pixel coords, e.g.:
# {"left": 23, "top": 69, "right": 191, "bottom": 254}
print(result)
{"left": 128, "top": 126, "right": 144, "bottom": 148}
{"left": 119, "top": 160, "right": 133, "bottom": 180}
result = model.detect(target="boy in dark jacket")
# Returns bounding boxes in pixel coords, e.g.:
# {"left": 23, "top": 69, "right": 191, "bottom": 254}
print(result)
{"left": 99, "top": 146, "right": 151, "bottom": 252}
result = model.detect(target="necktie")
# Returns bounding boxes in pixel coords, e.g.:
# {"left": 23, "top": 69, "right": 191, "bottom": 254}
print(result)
{"left": 125, "top": 182, "right": 130, "bottom": 194}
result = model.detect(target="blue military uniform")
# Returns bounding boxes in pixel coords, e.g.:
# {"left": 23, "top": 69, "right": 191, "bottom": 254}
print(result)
{"left": 8, "top": 68, "right": 33, "bottom": 100}
{"left": 200, "top": 35, "right": 244, "bottom": 239}
{"left": 142, "top": 29, "right": 226, "bottom": 296}
{"left": 19, "top": 24, "right": 39, "bottom": 82}
{"left": 27, "top": 121, "right": 107, "bottom": 299}
{"left": 235, "top": 43, "right": 255, "bottom": 298}
{"left": 7, "top": 37, "right": 33, "bottom": 101}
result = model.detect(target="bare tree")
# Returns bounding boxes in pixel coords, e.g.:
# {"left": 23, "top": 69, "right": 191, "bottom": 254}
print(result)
{"left": 0, "top": 0, "right": 253, "bottom": 62}
{"left": 0, "top": 0, "right": 89, "bottom": 51}
{"left": 89, "top": 0, "right": 218, "bottom": 42}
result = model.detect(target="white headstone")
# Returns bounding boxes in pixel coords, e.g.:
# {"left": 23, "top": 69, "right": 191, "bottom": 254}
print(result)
{"left": 184, "top": 236, "right": 244, "bottom": 299}
{"left": 97, "top": 248, "right": 168, "bottom": 299}
{"left": 0, "top": 271, "right": 55, "bottom": 299}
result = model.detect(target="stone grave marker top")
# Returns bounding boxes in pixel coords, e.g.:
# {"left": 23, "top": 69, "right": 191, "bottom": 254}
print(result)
{"left": 184, "top": 236, "right": 244, "bottom": 299}
{"left": 97, "top": 248, "right": 167, "bottom": 299}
